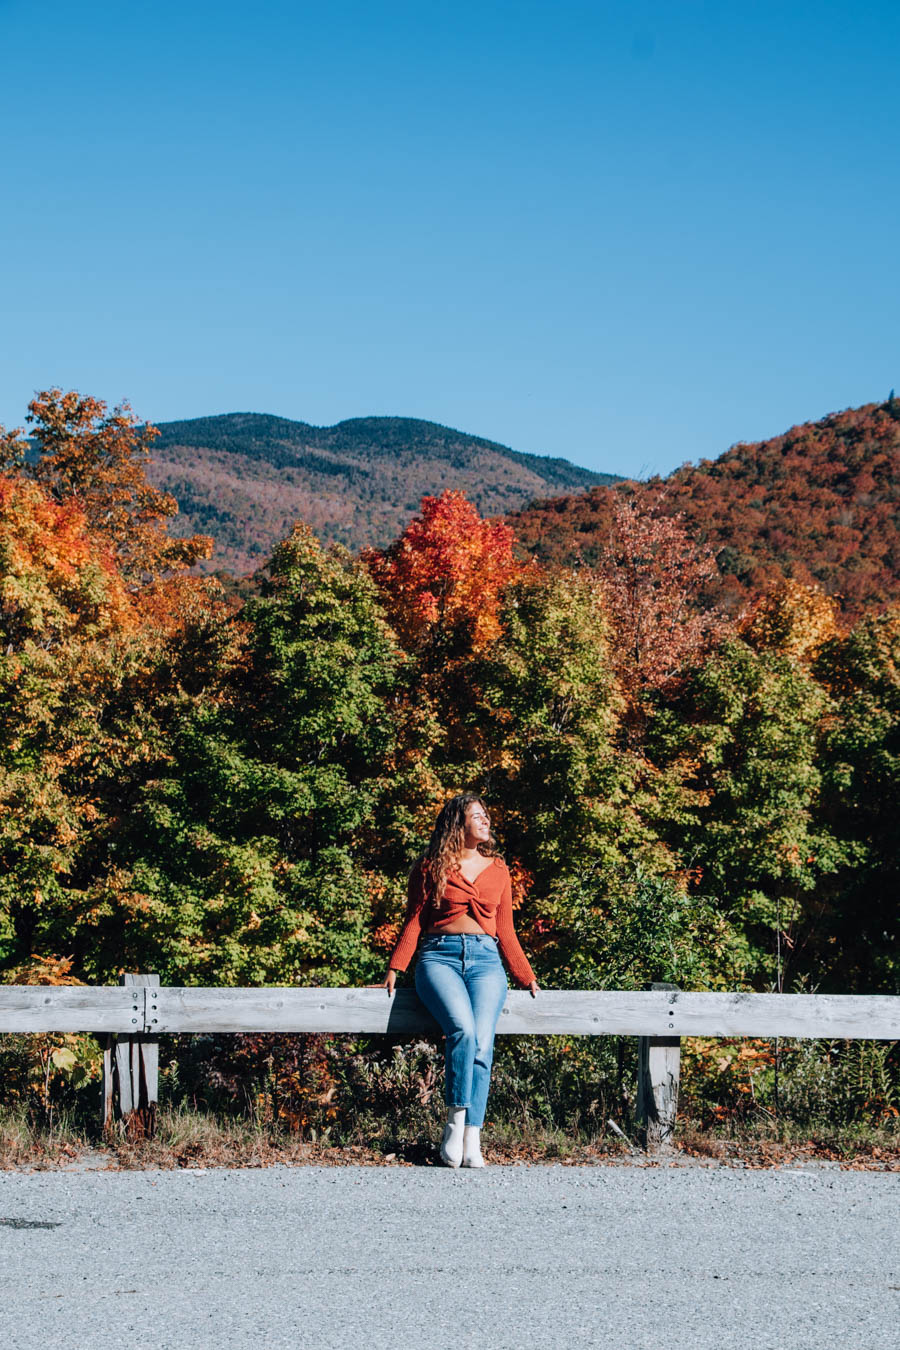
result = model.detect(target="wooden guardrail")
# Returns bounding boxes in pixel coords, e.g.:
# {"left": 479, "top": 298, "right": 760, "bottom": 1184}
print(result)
{"left": 2, "top": 976, "right": 898, "bottom": 1151}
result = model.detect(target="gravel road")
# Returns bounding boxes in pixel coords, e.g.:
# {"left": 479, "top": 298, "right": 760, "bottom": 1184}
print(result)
{"left": 0, "top": 1163, "right": 896, "bottom": 1350}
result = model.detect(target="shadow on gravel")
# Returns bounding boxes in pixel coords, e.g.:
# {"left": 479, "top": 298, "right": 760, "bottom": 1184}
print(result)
{"left": 393, "top": 1142, "right": 441, "bottom": 1167}
{"left": 0, "top": 1218, "right": 63, "bottom": 1229}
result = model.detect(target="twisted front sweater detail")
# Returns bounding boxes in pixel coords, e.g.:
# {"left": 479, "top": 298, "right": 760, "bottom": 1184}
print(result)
{"left": 388, "top": 856, "right": 536, "bottom": 988}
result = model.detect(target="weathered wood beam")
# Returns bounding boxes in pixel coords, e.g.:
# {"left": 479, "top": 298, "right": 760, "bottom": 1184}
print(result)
{"left": 149, "top": 988, "right": 900, "bottom": 1039}
{"left": 2, "top": 985, "right": 898, "bottom": 1038}
{"left": 0, "top": 985, "right": 144, "bottom": 1033}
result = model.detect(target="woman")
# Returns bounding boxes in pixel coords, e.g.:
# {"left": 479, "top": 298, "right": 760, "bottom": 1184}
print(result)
{"left": 383, "top": 793, "right": 539, "bottom": 1168}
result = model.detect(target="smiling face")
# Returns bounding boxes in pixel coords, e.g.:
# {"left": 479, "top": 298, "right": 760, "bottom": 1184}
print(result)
{"left": 463, "top": 800, "right": 492, "bottom": 847}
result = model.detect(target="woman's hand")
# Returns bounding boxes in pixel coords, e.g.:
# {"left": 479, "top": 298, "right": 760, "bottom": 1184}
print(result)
{"left": 527, "top": 980, "right": 539, "bottom": 999}
{"left": 383, "top": 969, "right": 397, "bottom": 997}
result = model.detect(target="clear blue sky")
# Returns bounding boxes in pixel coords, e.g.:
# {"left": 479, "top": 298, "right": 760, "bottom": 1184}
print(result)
{"left": 2, "top": 0, "right": 897, "bottom": 479}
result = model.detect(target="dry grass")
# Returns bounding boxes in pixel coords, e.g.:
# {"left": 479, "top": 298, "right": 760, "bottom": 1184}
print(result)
{"left": 2, "top": 1104, "right": 898, "bottom": 1170}
{"left": 677, "top": 1119, "right": 900, "bottom": 1170}
{"left": 0, "top": 1106, "right": 94, "bottom": 1170}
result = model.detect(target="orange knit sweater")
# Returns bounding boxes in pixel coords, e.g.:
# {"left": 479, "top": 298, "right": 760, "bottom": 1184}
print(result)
{"left": 388, "top": 856, "right": 536, "bottom": 988}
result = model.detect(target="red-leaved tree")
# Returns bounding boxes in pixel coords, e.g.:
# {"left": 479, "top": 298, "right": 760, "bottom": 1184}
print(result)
{"left": 362, "top": 489, "right": 525, "bottom": 655}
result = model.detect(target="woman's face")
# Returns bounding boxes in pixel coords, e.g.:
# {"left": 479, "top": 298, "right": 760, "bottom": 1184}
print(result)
{"left": 464, "top": 801, "right": 491, "bottom": 845}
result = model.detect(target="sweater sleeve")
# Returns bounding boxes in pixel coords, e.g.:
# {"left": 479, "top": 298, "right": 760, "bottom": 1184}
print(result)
{"left": 495, "top": 866, "right": 536, "bottom": 988}
{"left": 387, "top": 860, "right": 430, "bottom": 972}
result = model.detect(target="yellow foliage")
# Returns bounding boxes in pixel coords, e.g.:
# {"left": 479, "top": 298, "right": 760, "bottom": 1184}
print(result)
{"left": 743, "top": 578, "right": 840, "bottom": 661}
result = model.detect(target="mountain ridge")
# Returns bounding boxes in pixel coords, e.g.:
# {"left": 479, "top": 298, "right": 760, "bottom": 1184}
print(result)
{"left": 147, "top": 411, "right": 619, "bottom": 571}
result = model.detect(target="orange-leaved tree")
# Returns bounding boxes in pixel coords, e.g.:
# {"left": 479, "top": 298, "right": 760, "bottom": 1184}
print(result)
{"left": 0, "top": 472, "right": 136, "bottom": 646}
{"left": 24, "top": 388, "right": 212, "bottom": 582}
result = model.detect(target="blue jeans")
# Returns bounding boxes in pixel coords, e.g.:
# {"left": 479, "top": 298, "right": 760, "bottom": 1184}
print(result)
{"left": 414, "top": 933, "right": 508, "bottom": 1128}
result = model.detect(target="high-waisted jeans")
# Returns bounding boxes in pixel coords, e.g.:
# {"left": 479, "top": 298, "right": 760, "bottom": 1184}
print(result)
{"left": 414, "top": 933, "right": 508, "bottom": 1129}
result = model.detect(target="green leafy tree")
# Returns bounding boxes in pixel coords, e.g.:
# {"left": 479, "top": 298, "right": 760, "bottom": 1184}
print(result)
{"left": 647, "top": 636, "right": 849, "bottom": 988}
{"left": 462, "top": 569, "right": 652, "bottom": 867}
{"left": 814, "top": 606, "right": 900, "bottom": 991}
{"left": 104, "top": 524, "right": 436, "bottom": 985}
{"left": 535, "top": 861, "right": 741, "bottom": 991}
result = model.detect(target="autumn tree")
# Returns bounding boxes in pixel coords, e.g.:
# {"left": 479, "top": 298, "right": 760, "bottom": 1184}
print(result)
{"left": 24, "top": 389, "right": 212, "bottom": 581}
{"left": 743, "top": 578, "right": 841, "bottom": 663}
{"left": 362, "top": 489, "right": 524, "bottom": 658}
{"left": 0, "top": 392, "right": 233, "bottom": 981}
{"left": 593, "top": 494, "right": 728, "bottom": 696}
{"left": 0, "top": 474, "right": 135, "bottom": 966}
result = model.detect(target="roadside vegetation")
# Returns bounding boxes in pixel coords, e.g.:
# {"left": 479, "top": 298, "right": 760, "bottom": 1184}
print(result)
{"left": 1, "top": 1029, "right": 896, "bottom": 1170}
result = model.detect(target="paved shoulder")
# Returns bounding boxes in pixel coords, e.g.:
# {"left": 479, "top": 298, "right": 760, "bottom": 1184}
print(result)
{"left": 0, "top": 1166, "right": 897, "bottom": 1350}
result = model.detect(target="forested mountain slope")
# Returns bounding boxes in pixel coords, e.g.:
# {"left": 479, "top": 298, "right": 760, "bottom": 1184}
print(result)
{"left": 508, "top": 399, "right": 900, "bottom": 618}
{"left": 147, "top": 412, "right": 619, "bottom": 573}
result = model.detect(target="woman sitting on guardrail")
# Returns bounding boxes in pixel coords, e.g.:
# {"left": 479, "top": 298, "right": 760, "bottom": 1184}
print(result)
{"left": 382, "top": 793, "right": 539, "bottom": 1168}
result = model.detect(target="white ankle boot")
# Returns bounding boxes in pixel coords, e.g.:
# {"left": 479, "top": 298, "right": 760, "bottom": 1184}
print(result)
{"left": 462, "top": 1125, "right": 486, "bottom": 1168}
{"left": 440, "top": 1108, "right": 466, "bottom": 1168}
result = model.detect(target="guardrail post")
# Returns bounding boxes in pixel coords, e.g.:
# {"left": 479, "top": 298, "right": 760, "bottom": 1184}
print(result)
{"left": 100, "top": 1034, "right": 114, "bottom": 1131}
{"left": 101, "top": 973, "right": 159, "bottom": 1139}
{"left": 637, "top": 982, "right": 680, "bottom": 1153}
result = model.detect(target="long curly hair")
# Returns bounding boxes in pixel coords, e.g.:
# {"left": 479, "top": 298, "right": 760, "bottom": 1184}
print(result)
{"left": 420, "top": 792, "right": 500, "bottom": 903}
